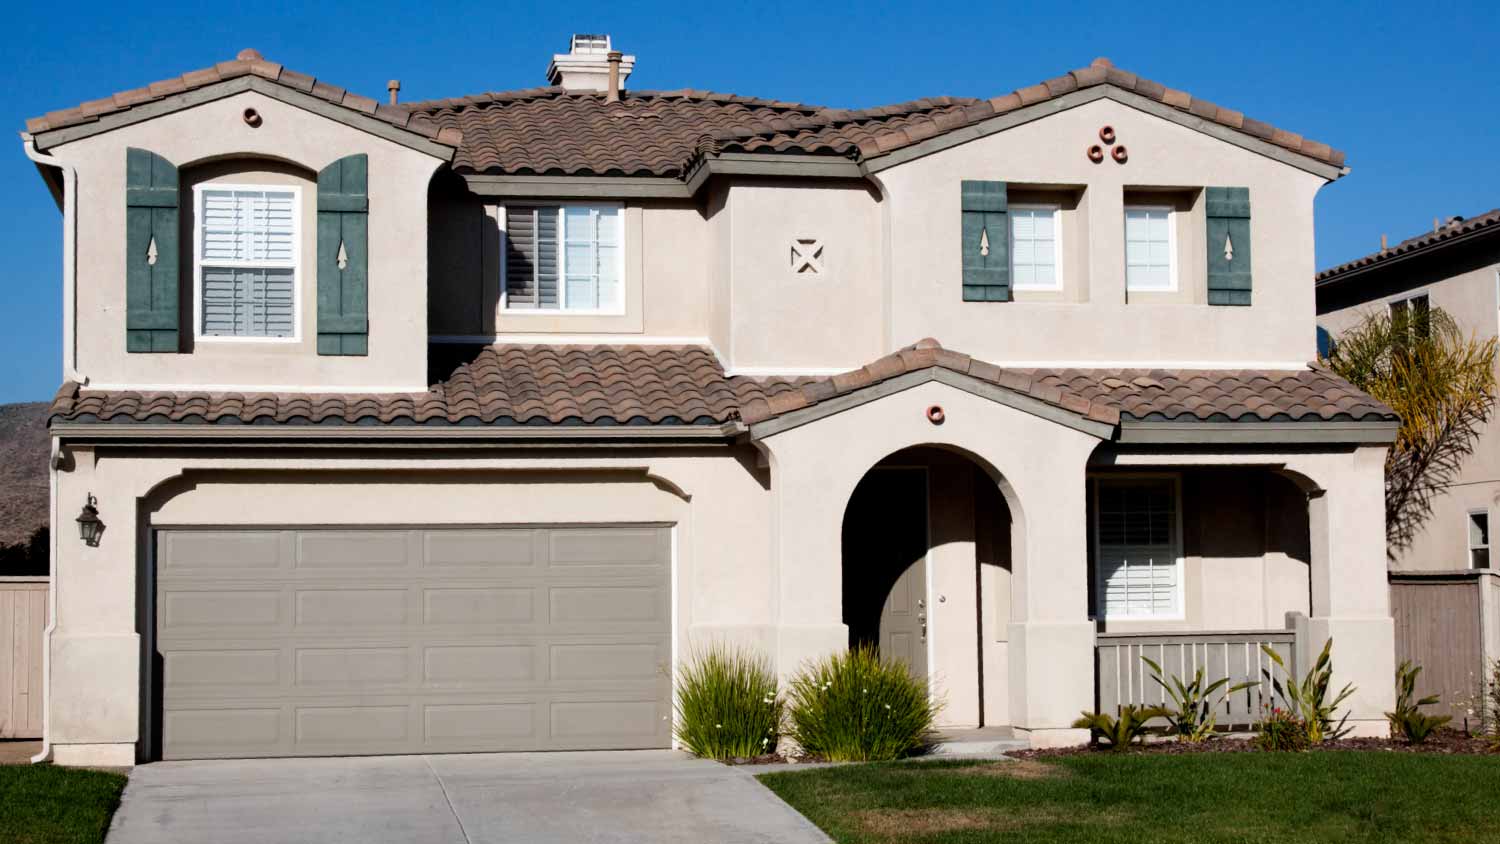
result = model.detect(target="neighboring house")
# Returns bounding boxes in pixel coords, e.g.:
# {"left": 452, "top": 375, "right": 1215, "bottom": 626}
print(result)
{"left": 1317, "top": 211, "right": 1500, "bottom": 571}
{"left": 22, "top": 36, "right": 1399, "bottom": 767}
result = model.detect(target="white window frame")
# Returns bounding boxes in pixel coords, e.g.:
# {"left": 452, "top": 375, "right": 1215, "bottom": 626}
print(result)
{"left": 1091, "top": 473, "right": 1186, "bottom": 621}
{"left": 1123, "top": 205, "right": 1178, "bottom": 293}
{"left": 499, "top": 201, "right": 626, "bottom": 316}
{"left": 192, "top": 182, "right": 302, "bottom": 343}
{"left": 1469, "top": 509, "right": 1491, "bottom": 570}
{"left": 1009, "top": 204, "right": 1063, "bottom": 292}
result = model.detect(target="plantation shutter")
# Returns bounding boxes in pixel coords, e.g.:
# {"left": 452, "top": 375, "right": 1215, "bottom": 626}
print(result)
{"left": 201, "top": 268, "right": 296, "bottom": 337}
{"left": 1206, "top": 187, "right": 1252, "bottom": 306}
{"left": 961, "top": 180, "right": 1009, "bottom": 302}
{"left": 504, "top": 206, "right": 560, "bottom": 309}
{"left": 125, "top": 147, "right": 181, "bottom": 352}
{"left": 1094, "top": 480, "right": 1179, "bottom": 618}
{"left": 316, "top": 154, "right": 369, "bottom": 355}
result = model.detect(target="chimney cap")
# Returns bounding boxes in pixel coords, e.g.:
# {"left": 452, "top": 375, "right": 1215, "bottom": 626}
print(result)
{"left": 547, "top": 33, "right": 636, "bottom": 92}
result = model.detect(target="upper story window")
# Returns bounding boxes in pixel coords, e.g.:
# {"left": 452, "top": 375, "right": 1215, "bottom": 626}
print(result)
{"left": 194, "top": 184, "right": 299, "bottom": 340}
{"left": 1093, "top": 477, "right": 1183, "bottom": 620}
{"left": 1389, "top": 293, "right": 1430, "bottom": 342}
{"left": 1469, "top": 510, "right": 1490, "bottom": 569}
{"left": 1010, "top": 205, "right": 1061, "bottom": 291}
{"left": 1124, "top": 206, "right": 1175, "bottom": 292}
{"left": 503, "top": 204, "right": 622, "bottom": 313}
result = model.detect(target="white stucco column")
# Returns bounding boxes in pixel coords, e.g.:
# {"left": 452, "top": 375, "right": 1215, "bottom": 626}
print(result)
{"left": 755, "top": 377, "right": 1104, "bottom": 746}
{"left": 1292, "top": 445, "right": 1397, "bottom": 737}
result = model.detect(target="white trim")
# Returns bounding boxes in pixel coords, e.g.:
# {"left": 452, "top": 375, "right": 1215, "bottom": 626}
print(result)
{"left": 499, "top": 201, "right": 626, "bottom": 316}
{"left": 1008, "top": 203, "right": 1063, "bottom": 292}
{"left": 669, "top": 523, "right": 680, "bottom": 750}
{"left": 192, "top": 182, "right": 302, "bottom": 343}
{"left": 1123, "top": 204, "right": 1178, "bottom": 294}
{"left": 1090, "top": 473, "right": 1186, "bottom": 622}
{"left": 80, "top": 381, "right": 430, "bottom": 394}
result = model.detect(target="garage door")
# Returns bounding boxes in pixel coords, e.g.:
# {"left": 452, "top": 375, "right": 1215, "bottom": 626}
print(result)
{"left": 155, "top": 526, "right": 672, "bottom": 760}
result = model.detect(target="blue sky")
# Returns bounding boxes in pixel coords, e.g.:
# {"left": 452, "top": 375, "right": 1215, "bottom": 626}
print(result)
{"left": 2, "top": 0, "right": 1496, "bottom": 402}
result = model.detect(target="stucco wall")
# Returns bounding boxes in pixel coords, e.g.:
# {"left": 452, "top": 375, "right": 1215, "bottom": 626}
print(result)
{"left": 1318, "top": 258, "right": 1500, "bottom": 571}
{"left": 44, "top": 90, "right": 446, "bottom": 391}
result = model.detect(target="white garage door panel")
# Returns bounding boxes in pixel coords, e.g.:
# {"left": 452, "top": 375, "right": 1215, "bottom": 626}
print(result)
{"left": 157, "top": 526, "right": 671, "bottom": 759}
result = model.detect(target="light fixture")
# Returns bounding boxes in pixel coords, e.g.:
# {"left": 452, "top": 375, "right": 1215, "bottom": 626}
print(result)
{"left": 76, "top": 493, "right": 102, "bottom": 546}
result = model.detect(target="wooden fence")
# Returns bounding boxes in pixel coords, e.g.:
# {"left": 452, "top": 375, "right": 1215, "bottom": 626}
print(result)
{"left": 1096, "top": 627, "right": 1298, "bottom": 731}
{"left": 1390, "top": 570, "right": 1499, "bottom": 726}
{"left": 1, "top": 577, "right": 48, "bottom": 739}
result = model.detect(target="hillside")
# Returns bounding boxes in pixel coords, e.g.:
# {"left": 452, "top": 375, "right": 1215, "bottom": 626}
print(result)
{"left": 0, "top": 402, "right": 50, "bottom": 547}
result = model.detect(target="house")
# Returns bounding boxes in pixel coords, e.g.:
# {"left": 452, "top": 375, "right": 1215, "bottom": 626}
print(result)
{"left": 22, "top": 36, "right": 1399, "bottom": 766}
{"left": 1316, "top": 210, "right": 1500, "bottom": 571}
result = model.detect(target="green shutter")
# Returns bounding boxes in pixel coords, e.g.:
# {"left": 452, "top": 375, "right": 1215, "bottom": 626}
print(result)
{"left": 1206, "top": 187, "right": 1252, "bottom": 306}
{"left": 317, "top": 154, "right": 369, "bottom": 356}
{"left": 125, "top": 148, "right": 180, "bottom": 352}
{"left": 961, "top": 180, "right": 1009, "bottom": 302}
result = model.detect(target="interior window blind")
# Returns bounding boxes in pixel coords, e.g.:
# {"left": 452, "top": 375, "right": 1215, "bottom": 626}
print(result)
{"left": 1095, "top": 479, "right": 1179, "bottom": 618}
{"left": 199, "top": 187, "right": 297, "bottom": 338}
{"left": 504, "top": 205, "right": 560, "bottom": 309}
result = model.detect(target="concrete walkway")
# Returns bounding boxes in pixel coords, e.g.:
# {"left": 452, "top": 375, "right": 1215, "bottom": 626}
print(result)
{"left": 105, "top": 749, "right": 831, "bottom": 844}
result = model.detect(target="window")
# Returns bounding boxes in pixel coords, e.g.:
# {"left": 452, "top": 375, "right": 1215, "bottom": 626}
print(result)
{"left": 194, "top": 185, "right": 299, "bottom": 340}
{"left": 1470, "top": 510, "right": 1490, "bottom": 569}
{"left": 1389, "top": 293, "right": 1430, "bottom": 342}
{"left": 1124, "top": 207, "right": 1175, "bottom": 292}
{"left": 1093, "top": 478, "right": 1182, "bottom": 619}
{"left": 503, "top": 204, "right": 622, "bottom": 312}
{"left": 1010, "top": 205, "right": 1061, "bottom": 291}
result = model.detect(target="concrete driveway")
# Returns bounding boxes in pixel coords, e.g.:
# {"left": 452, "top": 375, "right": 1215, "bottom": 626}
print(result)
{"left": 105, "top": 750, "right": 831, "bottom": 844}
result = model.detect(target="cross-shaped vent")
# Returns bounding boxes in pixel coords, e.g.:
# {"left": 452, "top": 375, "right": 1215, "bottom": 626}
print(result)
{"left": 791, "top": 238, "right": 824, "bottom": 274}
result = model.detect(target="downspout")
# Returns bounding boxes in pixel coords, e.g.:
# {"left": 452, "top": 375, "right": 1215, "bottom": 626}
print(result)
{"left": 21, "top": 135, "right": 81, "bottom": 383}
{"left": 22, "top": 136, "right": 77, "bottom": 764}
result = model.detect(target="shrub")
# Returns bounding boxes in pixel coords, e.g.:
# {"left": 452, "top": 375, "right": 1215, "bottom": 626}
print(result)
{"left": 1072, "top": 705, "right": 1168, "bottom": 751}
{"left": 1141, "top": 657, "right": 1257, "bottom": 743}
{"left": 1253, "top": 706, "right": 1312, "bottom": 752}
{"left": 674, "top": 645, "right": 783, "bottom": 760}
{"left": 785, "top": 646, "right": 939, "bottom": 761}
{"left": 1385, "top": 660, "right": 1451, "bottom": 744}
{"left": 1260, "top": 638, "right": 1356, "bottom": 743}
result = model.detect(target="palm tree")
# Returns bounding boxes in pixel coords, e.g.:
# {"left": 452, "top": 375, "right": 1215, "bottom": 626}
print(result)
{"left": 1325, "top": 306, "right": 1498, "bottom": 554}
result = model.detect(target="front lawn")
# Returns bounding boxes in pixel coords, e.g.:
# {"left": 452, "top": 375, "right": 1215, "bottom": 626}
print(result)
{"left": 759, "top": 752, "right": 1500, "bottom": 843}
{"left": 0, "top": 765, "right": 127, "bottom": 844}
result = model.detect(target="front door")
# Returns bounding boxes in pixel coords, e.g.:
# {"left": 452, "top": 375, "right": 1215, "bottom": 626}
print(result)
{"left": 842, "top": 468, "right": 929, "bottom": 677}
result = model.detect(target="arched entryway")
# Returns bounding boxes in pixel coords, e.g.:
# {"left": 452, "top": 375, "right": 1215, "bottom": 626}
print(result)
{"left": 839, "top": 446, "right": 1014, "bottom": 726}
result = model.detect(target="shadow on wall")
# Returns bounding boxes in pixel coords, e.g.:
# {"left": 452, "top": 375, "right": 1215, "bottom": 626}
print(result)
{"left": 0, "top": 526, "right": 48, "bottom": 576}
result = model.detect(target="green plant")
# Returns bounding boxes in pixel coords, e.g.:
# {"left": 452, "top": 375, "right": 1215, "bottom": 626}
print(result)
{"left": 784, "top": 646, "right": 940, "bottom": 761}
{"left": 1072, "top": 705, "right": 1168, "bottom": 751}
{"left": 1260, "top": 638, "right": 1356, "bottom": 743}
{"left": 1385, "top": 660, "right": 1452, "bottom": 744}
{"left": 674, "top": 645, "right": 783, "bottom": 760}
{"left": 1141, "top": 657, "right": 1257, "bottom": 742}
{"left": 1253, "top": 705, "right": 1313, "bottom": 751}
{"left": 1326, "top": 307, "right": 1499, "bottom": 553}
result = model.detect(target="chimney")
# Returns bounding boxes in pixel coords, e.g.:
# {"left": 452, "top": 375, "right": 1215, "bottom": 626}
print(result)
{"left": 387, "top": 79, "right": 401, "bottom": 105}
{"left": 606, "top": 52, "right": 622, "bottom": 103}
{"left": 1380, "top": 233, "right": 1388, "bottom": 252}
{"left": 547, "top": 33, "right": 635, "bottom": 93}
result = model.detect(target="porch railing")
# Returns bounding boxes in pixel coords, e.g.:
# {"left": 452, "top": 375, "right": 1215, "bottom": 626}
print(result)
{"left": 1095, "top": 626, "right": 1298, "bottom": 731}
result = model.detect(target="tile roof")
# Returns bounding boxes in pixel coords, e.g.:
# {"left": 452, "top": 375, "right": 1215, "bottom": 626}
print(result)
{"left": 24, "top": 49, "right": 462, "bottom": 150}
{"left": 706, "top": 58, "right": 1345, "bottom": 169}
{"left": 1316, "top": 209, "right": 1500, "bottom": 283}
{"left": 50, "top": 342, "right": 1392, "bottom": 430}
{"left": 736, "top": 339, "right": 1394, "bottom": 427}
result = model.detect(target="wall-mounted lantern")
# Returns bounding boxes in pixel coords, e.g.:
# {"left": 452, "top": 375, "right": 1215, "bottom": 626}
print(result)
{"left": 76, "top": 493, "right": 102, "bottom": 547}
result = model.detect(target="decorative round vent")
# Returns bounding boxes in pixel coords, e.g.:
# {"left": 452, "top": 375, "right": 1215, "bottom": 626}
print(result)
{"left": 242, "top": 107, "right": 262, "bottom": 128}
{"left": 926, "top": 405, "right": 945, "bottom": 425}
{"left": 1087, "top": 145, "right": 1105, "bottom": 164}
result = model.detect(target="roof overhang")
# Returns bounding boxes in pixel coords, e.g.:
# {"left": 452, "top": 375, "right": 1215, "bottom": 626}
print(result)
{"left": 49, "top": 420, "right": 745, "bottom": 446}
{"left": 860, "top": 86, "right": 1349, "bottom": 182}
{"left": 460, "top": 152, "right": 864, "bottom": 200}
{"left": 1116, "top": 419, "right": 1399, "bottom": 445}
{"left": 30, "top": 76, "right": 457, "bottom": 161}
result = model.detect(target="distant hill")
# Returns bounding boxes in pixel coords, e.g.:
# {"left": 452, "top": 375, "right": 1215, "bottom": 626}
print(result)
{"left": 0, "top": 402, "right": 50, "bottom": 548}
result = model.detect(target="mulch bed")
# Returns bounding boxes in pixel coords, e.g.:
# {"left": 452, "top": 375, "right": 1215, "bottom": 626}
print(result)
{"left": 1007, "top": 728, "right": 1498, "bottom": 759}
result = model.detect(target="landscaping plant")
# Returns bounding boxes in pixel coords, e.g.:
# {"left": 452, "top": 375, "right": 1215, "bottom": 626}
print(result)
{"left": 1253, "top": 705, "right": 1312, "bottom": 752}
{"left": 1385, "top": 660, "right": 1452, "bottom": 744}
{"left": 1259, "top": 638, "right": 1356, "bottom": 743}
{"left": 1072, "top": 705, "right": 1168, "bottom": 751}
{"left": 674, "top": 644, "right": 783, "bottom": 760}
{"left": 785, "top": 645, "right": 939, "bottom": 762}
{"left": 1141, "top": 656, "right": 1257, "bottom": 742}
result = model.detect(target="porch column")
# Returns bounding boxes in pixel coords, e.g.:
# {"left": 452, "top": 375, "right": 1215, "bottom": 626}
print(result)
{"left": 1294, "top": 445, "right": 1397, "bottom": 737}
{"left": 1004, "top": 442, "right": 1096, "bottom": 748}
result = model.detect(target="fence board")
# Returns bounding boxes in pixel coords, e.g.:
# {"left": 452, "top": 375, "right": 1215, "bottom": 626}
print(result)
{"left": 1390, "top": 574, "right": 1485, "bottom": 724}
{"left": 0, "top": 578, "right": 48, "bottom": 739}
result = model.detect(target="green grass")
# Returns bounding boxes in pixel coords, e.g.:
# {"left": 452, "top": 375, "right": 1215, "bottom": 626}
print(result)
{"left": 0, "top": 765, "right": 127, "bottom": 844}
{"left": 758, "top": 752, "right": 1500, "bottom": 843}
